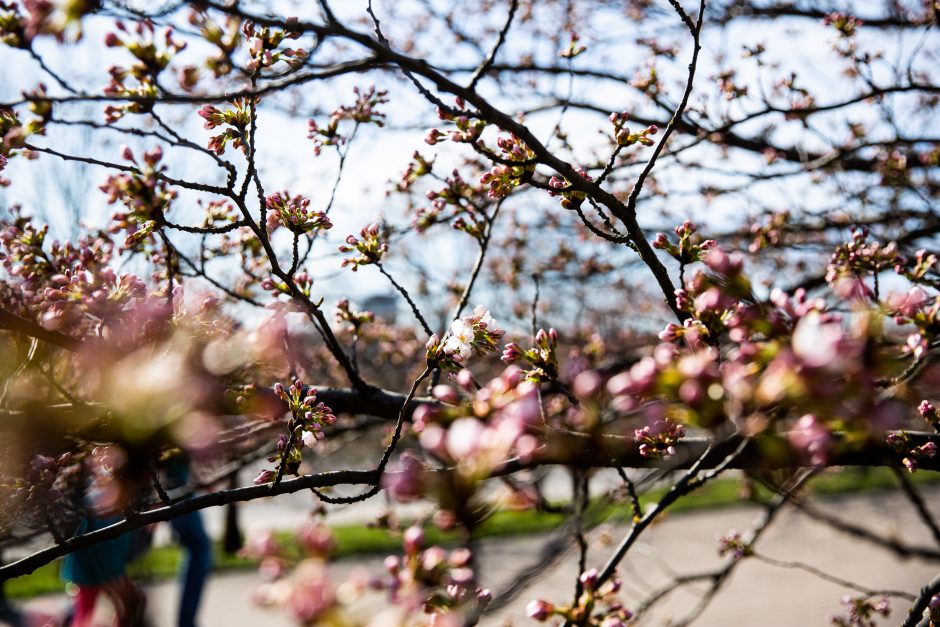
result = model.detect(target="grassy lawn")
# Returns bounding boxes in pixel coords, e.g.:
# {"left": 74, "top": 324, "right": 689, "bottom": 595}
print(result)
{"left": 4, "top": 466, "right": 937, "bottom": 599}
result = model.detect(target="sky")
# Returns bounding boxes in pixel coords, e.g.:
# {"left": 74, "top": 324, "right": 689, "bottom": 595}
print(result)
{"left": 0, "top": 0, "right": 936, "bottom": 328}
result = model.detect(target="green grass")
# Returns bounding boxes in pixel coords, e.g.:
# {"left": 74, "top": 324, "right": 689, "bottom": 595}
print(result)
{"left": 5, "top": 466, "right": 937, "bottom": 599}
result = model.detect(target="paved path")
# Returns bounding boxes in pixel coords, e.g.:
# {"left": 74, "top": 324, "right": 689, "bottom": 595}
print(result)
{"left": 18, "top": 485, "right": 940, "bottom": 626}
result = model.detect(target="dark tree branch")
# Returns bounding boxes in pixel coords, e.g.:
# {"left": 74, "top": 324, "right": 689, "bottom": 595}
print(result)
{"left": 467, "top": 0, "right": 518, "bottom": 90}
{"left": 902, "top": 572, "right": 940, "bottom": 627}
{"left": 0, "top": 308, "right": 84, "bottom": 351}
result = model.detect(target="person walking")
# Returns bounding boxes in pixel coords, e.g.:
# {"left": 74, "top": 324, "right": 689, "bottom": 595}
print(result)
{"left": 61, "top": 515, "right": 147, "bottom": 627}
{"left": 164, "top": 455, "right": 212, "bottom": 627}
{"left": 61, "top": 449, "right": 147, "bottom": 627}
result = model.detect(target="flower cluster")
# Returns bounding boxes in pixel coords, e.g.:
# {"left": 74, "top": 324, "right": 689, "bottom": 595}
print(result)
{"left": 0, "top": 0, "right": 95, "bottom": 47}
{"left": 415, "top": 368, "right": 540, "bottom": 480}
{"left": 426, "top": 306, "right": 505, "bottom": 370}
{"left": 885, "top": 431, "right": 937, "bottom": 473}
{"left": 825, "top": 226, "right": 898, "bottom": 299}
{"left": 652, "top": 220, "right": 717, "bottom": 266}
{"left": 601, "top": 240, "right": 915, "bottom": 462}
{"left": 501, "top": 328, "right": 559, "bottom": 383}
{"left": 254, "top": 379, "right": 336, "bottom": 484}
{"left": 275, "top": 378, "right": 336, "bottom": 439}
{"left": 715, "top": 67, "right": 749, "bottom": 100}
{"left": 186, "top": 9, "right": 241, "bottom": 80}
{"left": 1, "top": 104, "right": 40, "bottom": 159}
{"left": 381, "top": 451, "right": 428, "bottom": 503}
{"left": 919, "top": 401, "right": 940, "bottom": 432}
{"left": 338, "top": 223, "right": 387, "bottom": 271}
{"left": 23, "top": 83, "right": 51, "bottom": 132}
{"left": 265, "top": 192, "right": 331, "bottom": 234}
{"left": 334, "top": 299, "right": 374, "bottom": 333}
{"left": 717, "top": 531, "right": 751, "bottom": 560}
{"left": 607, "top": 346, "right": 726, "bottom": 428}
{"left": 249, "top": 521, "right": 356, "bottom": 625}
{"left": 632, "top": 58, "right": 664, "bottom": 93}
{"left": 0, "top": 210, "right": 153, "bottom": 336}
{"left": 609, "top": 111, "right": 658, "bottom": 146}
{"left": 17, "top": 453, "right": 74, "bottom": 518}
{"left": 102, "top": 21, "right": 186, "bottom": 123}
{"left": 241, "top": 19, "right": 306, "bottom": 74}
{"left": 478, "top": 134, "right": 536, "bottom": 199}
{"left": 823, "top": 12, "right": 863, "bottom": 37}
{"left": 0, "top": 2, "right": 30, "bottom": 48}
{"left": 377, "top": 526, "right": 491, "bottom": 622}
{"left": 393, "top": 150, "right": 434, "bottom": 193}
{"left": 662, "top": 246, "right": 754, "bottom": 342}
{"left": 748, "top": 210, "right": 790, "bottom": 252}
{"left": 635, "top": 418, "right": 686, "bottom": 459}
{"left": 788, "top": 414, "right": 833, "bottom": 466}
{"left": 100, "top": 145, "right": 176, "bottom": 251}
{"left": 901, "top": 248, "right": 939, "bottom": 283}
{"left": 260, "top": 269, "right": 314, "bottom": 300}
{"left": 884, "top": 287, "right": 939, "bottom": 359}
{"left": 198, "top": 97, "right": 255, "bottom": 155}
{"left": 425, "top": 99, "right": 487, "bottom": 145}
{"left": 382, "top": 367, "right": 544, "bottom": 522}
{"left": 418, "top": 169, "right": 491, "bottom": 240}
{"left": 548, "top": 167, "right": 593, "bottom": 210}
{"left": 558, "top": 31, "right": 586, "bottom": 59}
{"left": 527, "top": 569, "right": 633, "bottom": 626}
{"left": 831, "top": 596, "right": 889, "bottom": 627}
{"left": 307, "top": 86, "right": 388, "bottom": 156}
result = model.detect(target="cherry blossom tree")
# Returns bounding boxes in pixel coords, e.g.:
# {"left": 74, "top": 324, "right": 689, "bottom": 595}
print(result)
{"left": 0, "top": 0, "right": 939, "bottom": 624}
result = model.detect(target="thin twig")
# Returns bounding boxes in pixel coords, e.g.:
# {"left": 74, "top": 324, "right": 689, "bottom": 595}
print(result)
{"left": 893, "top": 467, "right": 940, "bottom": 548}
{"left": 468, "top": 0, "right": 519, "bottom": 90}
{"left": 597, "top": 435, "right": 748, "bottom": 586}
{"left": 377, "top": 262, "right": 434, "bottom": 336}
{"left": 312, "top": 367, "right": 431, "bottom": 504}
{"left": 753, "top": 553, "right": 916, "bottom": 601}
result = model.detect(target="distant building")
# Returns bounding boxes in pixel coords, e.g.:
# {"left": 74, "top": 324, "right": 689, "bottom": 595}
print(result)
{"left": 363, "top": 294, "right": 398, "bottom": 324}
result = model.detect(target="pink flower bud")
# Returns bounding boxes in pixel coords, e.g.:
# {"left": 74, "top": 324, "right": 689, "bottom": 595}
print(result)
{"left": 919, "top": 400, "right": 937, "bottom": 420}
{"left": 301, "top": 431, "right": 318, "bottom": 448}
{"left": 424, "top": 128, "right": 445, "bottom": 145}
{"left": 432, "top": 384, "right": 459, "bottom": 405}
{"left": 579, "top": 568, "right": 598, "bottom": 590}
{"left": 455, "top": 368, "right": 475, "bottom": 390}
{"left": 403, "top": 526, "right": 424, "bottom": 554}
{"left": 253, "top": 469, "right": 276, "bottom": 484}
{"left": 501, "top": 343, "right": 520, "bottom": 364}
{"left": 573, "top": 370, "right": 603, "bottom": 399}
{"left": 502, "top": 365, "right": 525, "bottom": 388}
{"left": 526, "top": 599, "right": 554, "bottom": 621}
{"left": 703, "top": 247, "right": 733, "bottom": 274}
{"left": 296, "top": 521, "right": 335, "bottom": 557}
